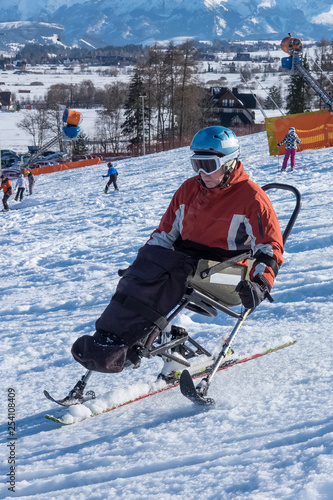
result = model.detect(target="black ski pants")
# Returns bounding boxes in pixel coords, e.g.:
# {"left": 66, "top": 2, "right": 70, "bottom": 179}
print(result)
{"left": 15, "top": 187, "right": 25, "bottom": 201}
{"left": 2, "top": 193, "right": 10, "bottom": 210}
{"left": 105, "top": 173, "right": 118, "bottom": 192}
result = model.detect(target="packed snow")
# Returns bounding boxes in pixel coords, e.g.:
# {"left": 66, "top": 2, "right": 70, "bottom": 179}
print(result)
{"left": 0, "top": 130, "right": 332, "bottom": 499}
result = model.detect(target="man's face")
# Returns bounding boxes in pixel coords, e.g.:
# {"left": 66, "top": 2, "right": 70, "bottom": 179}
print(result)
{"left": 199, "top": 166, "right": 225, "bottom": 188}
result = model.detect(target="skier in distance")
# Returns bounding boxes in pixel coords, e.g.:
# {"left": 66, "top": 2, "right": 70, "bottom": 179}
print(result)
{"left": 277, "top": 126, "right": 301, "bottom": 172}
{"left": 103, "top": 162, "right": 119, "bottom": 193}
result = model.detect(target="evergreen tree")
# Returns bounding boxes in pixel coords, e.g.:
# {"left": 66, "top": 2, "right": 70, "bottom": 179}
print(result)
{"left": 72, "top": 132, "right": 89, "bottom": 155}
{"left": 121, "top": 73, "right": 150, "bottom": 145}
{"left": 264, "top": 85, "right": 283, "bottom": 110}
{"left": 286, "top": 55, "right": 311, "bottom": 114}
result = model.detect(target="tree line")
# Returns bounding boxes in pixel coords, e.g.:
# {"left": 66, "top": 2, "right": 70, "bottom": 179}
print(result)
{"left": 18, "top": 41, "right": 213, "bottom": 154}
{"left": 17, "top": 38, "right": 333, "bottom": 154}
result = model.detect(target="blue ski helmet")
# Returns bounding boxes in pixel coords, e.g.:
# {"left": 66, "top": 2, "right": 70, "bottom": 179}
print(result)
{"left": 190, "top": 126, "right": 240, "bottom": 158}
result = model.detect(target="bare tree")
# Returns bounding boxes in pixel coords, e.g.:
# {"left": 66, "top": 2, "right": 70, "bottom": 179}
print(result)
{"left": 138, "top": 44, "right": 170, "bottom": 143}
{"left": 17, "top": 107, "right": 53, "bottom": 147}
{"left": 164, "top": 42, "right": 180, "bottom": 139}
{"left": 47, "top": 107, "right": 67, "bottom": 151}
{"left": 75, "top": 80, "right": 97, "bottom": 108}
{"left": 94, "top": 82, "right": 128, "bottom": 152}
{"left": 94, "top": 113, "right": 123, "bottom": 153}
{"left": 45, "top": 84, "right": 73, "bottom": 108}
{"left": 97, "top": 82, "right": 127, "bottom": 114}
{"left": 178, "top": 41, "right": 195, "bottom": 139}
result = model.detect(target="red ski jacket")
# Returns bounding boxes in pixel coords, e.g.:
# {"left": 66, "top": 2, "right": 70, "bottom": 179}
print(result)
{"left": 0, "top": 179, "right": 12, "bottom": 196}
{"left": 148, "top": 161, "right": 283, "bottom": 288}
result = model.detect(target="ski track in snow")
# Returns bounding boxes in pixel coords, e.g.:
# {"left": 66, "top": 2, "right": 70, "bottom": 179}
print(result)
{"left": 0, "top": 133, "right": 332, "bottom": 499}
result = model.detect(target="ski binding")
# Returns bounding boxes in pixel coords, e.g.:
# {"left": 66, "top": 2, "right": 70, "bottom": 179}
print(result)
{"left": 44, "top": 374, "right": 95, "bottom": 407}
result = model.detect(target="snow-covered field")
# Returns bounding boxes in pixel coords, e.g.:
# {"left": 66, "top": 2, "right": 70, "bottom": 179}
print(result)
{"left": 0, "top": 39, "right": 321, "bottom": 156}
{"left": 0, "top": 49, "right": 298, "bottom": 148}
{"left": 0, "top": 65, "right": 134, "bottom": 101}
{"left": 0, "top": 129, "right": 332, "bottom": 499}
{"left": 0, "top": 39, "right": 321, "bottom": 154}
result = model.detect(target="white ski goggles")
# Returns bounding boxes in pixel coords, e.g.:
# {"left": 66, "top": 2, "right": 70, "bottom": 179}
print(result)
{"left": 190, "top": 152, "right": 239, "bottom": 175}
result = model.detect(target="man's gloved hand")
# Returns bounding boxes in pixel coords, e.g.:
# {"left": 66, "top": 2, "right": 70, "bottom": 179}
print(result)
{"left": 235, "top": 275, "right": 271, "bottom": 310}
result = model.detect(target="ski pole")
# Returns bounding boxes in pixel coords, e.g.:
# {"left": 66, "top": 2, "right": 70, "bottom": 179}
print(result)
{"left": 196, "top": 308, "right": 251, "bottom": 396}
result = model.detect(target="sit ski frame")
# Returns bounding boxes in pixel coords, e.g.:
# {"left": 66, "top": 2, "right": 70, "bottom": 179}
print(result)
{"left": 44, "top": 183, "right": 301, "bottom": 407}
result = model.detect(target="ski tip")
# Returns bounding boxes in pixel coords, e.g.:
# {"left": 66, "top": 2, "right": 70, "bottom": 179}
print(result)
{"left": 179, "top": 369, "right": 193, "bottom": 393}
{"left": 45, "top": 414, "right": 72, "bottom": 425}
{"left": 180, "top": 369, "right": 191, "bottom": 381}
{"left": 180, "top": 370, "right": 215, "bottom": 406}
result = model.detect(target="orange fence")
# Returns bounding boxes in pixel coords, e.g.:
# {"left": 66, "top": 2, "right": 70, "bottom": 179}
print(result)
{"left": 28, "top": 157, "right": 101, "bottom": 176}
{"left": 296, "top": 123, "right": 333, "bottom": 150}
{"left": 265, "top": 109, "right": 333, "bottom": 155}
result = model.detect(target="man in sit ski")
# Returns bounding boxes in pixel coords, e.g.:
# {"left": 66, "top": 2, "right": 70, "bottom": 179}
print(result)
{"left": 72, "top": 126, "right": 283, "bottom": 373}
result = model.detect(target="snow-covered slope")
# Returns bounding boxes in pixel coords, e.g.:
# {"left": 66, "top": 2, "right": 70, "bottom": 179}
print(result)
{"left": 0, "top": 132, "right": 332, "bottom": 498}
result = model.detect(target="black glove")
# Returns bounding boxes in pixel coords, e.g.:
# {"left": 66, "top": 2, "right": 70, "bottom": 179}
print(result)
{"left": 236, "top": 275, "right": 271, "bottom": 310}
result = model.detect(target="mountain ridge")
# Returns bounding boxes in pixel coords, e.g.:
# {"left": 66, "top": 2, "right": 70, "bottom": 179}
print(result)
{"left": 0, "top": 0, "right": 332, "bottom": 50}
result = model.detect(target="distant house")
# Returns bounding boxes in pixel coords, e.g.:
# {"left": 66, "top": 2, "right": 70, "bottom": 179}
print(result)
{"left": 0, "top": 91, "right": 13, "bottom": 111}
{"left": 201, "top": 54, "right": 216, "bottom": 61}
{"left": 233, "top": 53, "right": 251, "bottom": 61}
{"left": 209, "top": 87, "right": 256, "bottom": 127}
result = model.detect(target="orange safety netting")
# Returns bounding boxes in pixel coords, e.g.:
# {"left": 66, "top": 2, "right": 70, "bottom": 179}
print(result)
{"left": 28, "top": 157, "right": 101, "bottom": 176}
{"left": 297, "top": 123, "right": 333, "bottom": 149}
{"left": 265, "top": 109, "right": 333, "bottom": 155}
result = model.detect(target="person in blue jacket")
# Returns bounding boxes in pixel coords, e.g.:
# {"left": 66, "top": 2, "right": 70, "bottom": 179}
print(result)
{"left": 102, "top": 162, "right": 118, "bottom": 193}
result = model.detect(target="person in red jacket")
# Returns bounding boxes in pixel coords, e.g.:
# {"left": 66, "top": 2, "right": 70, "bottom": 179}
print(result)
{"left": 149, "top": 126, "right": 283, "bottom": 294}
{"left": 0, "top": 175, "right": 13, "bottom": 211}
{"left": 72, "top": 126, "right": 284, "bottom": 374}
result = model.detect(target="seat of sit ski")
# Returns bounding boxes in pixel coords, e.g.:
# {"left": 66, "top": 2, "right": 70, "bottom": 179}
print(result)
{"left": 188, "top": 258, "right": 253, "bottom": 307}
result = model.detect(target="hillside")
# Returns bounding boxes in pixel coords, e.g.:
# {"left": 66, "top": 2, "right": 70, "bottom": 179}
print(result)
{"left": 0, "top": 131, "right": 332, "bottom": 499}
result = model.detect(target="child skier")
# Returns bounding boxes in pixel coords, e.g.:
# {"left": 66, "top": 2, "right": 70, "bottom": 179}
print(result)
{"left": 14, "top": 173, "right": 28, "bottom": 202}
{"left": 102, "top": 162, "right": 118, "bottom": 193}
{"left": 277, "top": 127, "right": 301, "bottom": 172}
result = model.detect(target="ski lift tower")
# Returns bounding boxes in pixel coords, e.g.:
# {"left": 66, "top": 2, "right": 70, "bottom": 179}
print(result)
{"left": 281, "top": 34, "right": 333, "bottom": 111}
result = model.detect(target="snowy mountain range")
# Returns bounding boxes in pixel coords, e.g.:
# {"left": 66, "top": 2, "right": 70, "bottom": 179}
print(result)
{"left": 0, "top": 0, "right": 333, "bottom": 50}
